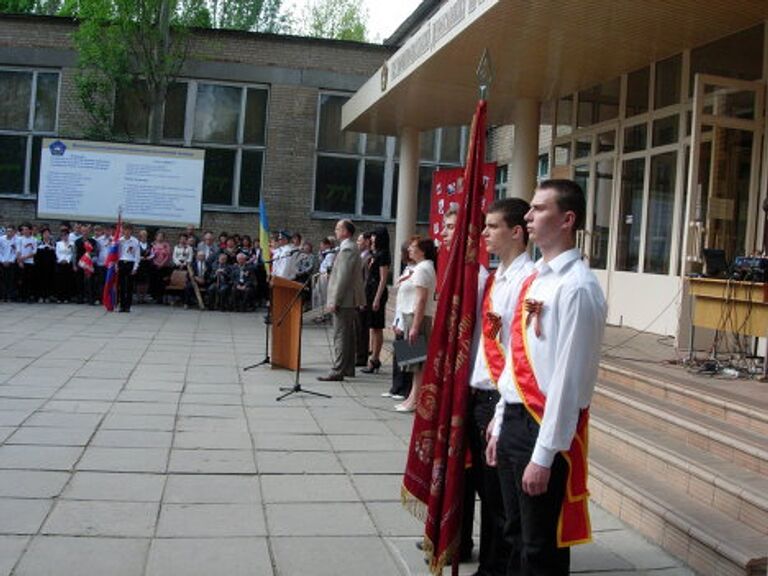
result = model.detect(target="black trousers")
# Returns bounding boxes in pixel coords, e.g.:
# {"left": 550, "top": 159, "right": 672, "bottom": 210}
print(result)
{"left": 468, "top": 389, "right": 510, "bottom": 576}
{"left": 55, "top": 263, "right": 74, "bottom": 301}
{"left": 1, "top": 263, "right": 17, "bottom": 301}
{"left": 497, "top": 403, "right": 569, "bottom": 576}
{"left": 19, "top": 263, "right": 35, "bottom": 302}
{"left": 76, "top": 269, "right": 97, "bottom": 304}
{"left": 388, "top": 332, "right": 413, "bottom": 397}
{"left": 118, "top": 261, "right": 135, "bottom": 311}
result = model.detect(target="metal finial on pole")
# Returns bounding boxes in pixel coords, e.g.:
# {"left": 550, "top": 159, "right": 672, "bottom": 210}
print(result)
{"left": 476, "top": 48, "right": 493, "bottom": 100}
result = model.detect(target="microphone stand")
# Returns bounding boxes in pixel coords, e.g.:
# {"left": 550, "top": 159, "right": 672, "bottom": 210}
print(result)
{"left": 244, "top": 280, "right": 272, "bottom": 371}
{"left": 275, "top": 273, "right": 331, "bottom": 401}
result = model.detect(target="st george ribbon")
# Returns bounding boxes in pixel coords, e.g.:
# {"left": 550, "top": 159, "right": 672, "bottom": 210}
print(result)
{"left": 401, "top": 51, "right": 492, "bottom": 575}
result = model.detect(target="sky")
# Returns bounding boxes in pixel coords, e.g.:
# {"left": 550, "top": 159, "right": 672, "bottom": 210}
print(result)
{"left": 284, "top": 0, "right": 423, "bottom": 43}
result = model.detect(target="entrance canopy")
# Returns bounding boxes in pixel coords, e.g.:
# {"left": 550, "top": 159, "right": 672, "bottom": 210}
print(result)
{"left": 342, "top": 0, "right": 768, "bottom": 135}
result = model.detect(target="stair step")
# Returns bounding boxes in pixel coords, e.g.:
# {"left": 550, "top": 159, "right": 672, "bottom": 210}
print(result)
{"left": 594, "top": 383, "right": 768, "bottom": 476}
{"left": 591, "top": 409, "right": 768, "bottom": 534}
{"left": 598, "top": 364, "right": 768, "bottom": 438}
{"left": 590, "top": 447, "right": 768, "bottom": 576}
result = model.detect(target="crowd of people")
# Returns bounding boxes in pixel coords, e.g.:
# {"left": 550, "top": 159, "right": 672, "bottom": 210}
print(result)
{"left": 0, "top": 222, "right": 340, "bottom": 314}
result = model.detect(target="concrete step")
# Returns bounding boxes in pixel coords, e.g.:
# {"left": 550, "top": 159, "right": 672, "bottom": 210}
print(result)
{"left": 590, "top": 447, "right": 768, "bottom": 576}
{"left": 593, "top": 383, "right": 768, "bottom": 476}
{"left": 591, "top": 409, "right": 768, "bottom": 535}
{"left": 598, "top": 364, "right": 768, "bottom": 438}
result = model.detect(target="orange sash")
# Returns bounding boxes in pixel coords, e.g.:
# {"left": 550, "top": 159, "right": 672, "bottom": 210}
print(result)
{"left": 481, "top": 273, "right": 505, "bottom": 386}
{"left": 510, "top": 271, "right": 592, "bottom": 547}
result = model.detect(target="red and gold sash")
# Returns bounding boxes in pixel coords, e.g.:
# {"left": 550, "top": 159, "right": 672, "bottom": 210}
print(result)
{"left": 481, "top": 273, "right": 505, "bottom": 386}
{"left": 510, "top": 271, "right": 592, "bottom": 547}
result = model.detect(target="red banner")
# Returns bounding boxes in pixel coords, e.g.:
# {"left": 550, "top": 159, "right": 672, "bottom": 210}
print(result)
{"left": 429, "top": 164, "right": 495, "bottom": 287}
{"left": 402, "top": 100, "right": 489, "bottom": 574}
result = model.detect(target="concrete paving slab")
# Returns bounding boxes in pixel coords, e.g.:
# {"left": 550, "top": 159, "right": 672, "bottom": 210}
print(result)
{"left": 145, "top": 537, "right": 273, "bottom": 576}
{"left": 173, "top": 430, "right": 252, "bottom": 450}
{"left": 0, "top": 428, "right": 13, "bottom": 443}
{"left": 0, "top": 386, "right": 57, "bottom": 399}
{"left": 0, "top": 411, "right": 31, "bottom": 427}
{"left": 0, "top": 498, "right": 53, "bottom": 534}
{"left": 156, "top": 503, "right": 266, "bottom": 537}
{"left": 13, "top": 536, "right": 149, "bottom": 576}
{"left": 327, "top": 434, "right": 407, "bottom": 452}
{"left": 76, "top": 447, "right": 169, "bottom": 473}
{"left": 271, "top": 536, "right": 401, "bottom": 576}
{"left": 110, "top": 402, "right": 178, "bottom": 415}
{"left": 168, "top": 449, "right": 257, "bottom": 474}
{"left": 594, "top": 529, "right": 684, "bottom": 570}
{"left": 41, "top": 500, "right": 159, "bottom": 537}
{"left": 571, "top": 540, "right": 635, "bottom": 572}
{"left": 256, "top": 451, "right": 344, "bottom": 474}
{"left": 62, "top": 472, "right": 166, "bottom": 502}
{"left": 351, "top": 474, "right": 404, "bottom": 502}
{"left": 0, "top": 535, "right": 29, "bottom": 576}
{"left": 0, "top": 470, "right": 70, "bottom": 498}
{"left": 177, "top": 404, "right": 246, "bottom": 418}
{"left": 123, "top": 379, "right": 185, "bottom": 392}
{"left": 162, "top": 474, "right": 260, "bottom": 504}
{"left": 180, "top": 393, "right": 243, "bottom": 405}
{"left": 91, "top": 430, "right": 173, "bottom": 448}
{"left": 100, "top": 413, "right": 176, "bottom": 431}
{"left": 0, "top": 398, "right": 46, "bottom": 412}
{"left": 183, "top": 383, "right": 242, "bottom": 395}
{"left": 338, "top": 451, "right": 407, "bottom": 474}
{"left": 251, "top": 433, "right": 332, "bottom": 452}
{"left": 23, "top": 412, "right": 102, "bottom": 429}
{"left": 41, "top": 400, "right": 113, "bottom": 414}
{"left": 261, "top": 474, "right": 359, "bottom": 503}
{"left": 248, "top": 417, "right": 322, "bottom": 434}
{"left": 6, "top": 426, "right": 94, "bottom": 446}
{"left": 266, "top": 502, "right": 376, "bottom": 536}
{"left": 316, "top": 418, "right": 395, "bottom": 436}
{"left": 0, "top": 445, "right": 83, "bottom": 471}
{"left": 117, "top": 390, "right": 181, "bottom": 404}
{"left": 367, "top": 502, "right": 425, "bottom": 537}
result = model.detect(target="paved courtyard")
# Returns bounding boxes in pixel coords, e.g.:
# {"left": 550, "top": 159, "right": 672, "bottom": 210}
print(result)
{"left": 0, "top": 304, "right": 694, "bottom": 575}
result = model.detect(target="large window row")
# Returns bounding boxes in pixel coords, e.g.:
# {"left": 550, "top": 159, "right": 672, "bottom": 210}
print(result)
{"left": 0, "top": 68, "right": 60, "bottom": 195}
{"left": 539, "top": 22, "right": 764, "bottom": 277}
{"left": 114, "top": 80, "right": 269, "bottom": 209}
{"left": 314, "top": 92, "right": 465, "bottom": 222}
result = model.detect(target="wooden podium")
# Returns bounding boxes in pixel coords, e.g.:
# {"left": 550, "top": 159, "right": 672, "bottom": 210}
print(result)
{"left": 271, "top": 276, "right": 303, "bottom": 371}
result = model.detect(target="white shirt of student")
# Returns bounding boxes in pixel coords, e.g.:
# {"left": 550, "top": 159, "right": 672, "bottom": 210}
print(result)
{"left": 55, "top": 240, "right": 74, "bottom": 264}
{"left": 470, "top": 253, "right": 534, "bottom": 391}
{"left": 119, "top": 236, "right": 140, "bottom": 272}
{"left": 397, "top": 259, "right": 437, "bottom": 317}
{"left": 272, "top": 244, "right": 298, "bottom": 279}
{"left": 0, "top": 235, "right": 19, "bottom": 264}
{"left": 493, "top": 248, "right": 606, "bottom": 468}
{"left": 172, "top": 245, "right": 193, "bottom": 267}
{"left": 18, "top": 235, "right": 38, "bottom": 264}
{"left": 95, "top": 235, "right": 111, "bottom": 266}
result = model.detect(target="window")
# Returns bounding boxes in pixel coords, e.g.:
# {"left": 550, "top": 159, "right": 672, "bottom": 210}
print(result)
{"left": 654, "top": 54, "right": 682, "bottom": 109}
{"left": 616, "top": 158, "right": 645, "bottom": 272}
{"left": 577, "top": 78, "right": 620, "bottom": 128}
{"left": 114, "top": 80, "right": 268, "bottom": 208}
{"left": 652, "top": 115, "right": 679, "bottom": 147}
{"left": 623, "top": 124, "right": 647, "bottom": 153}
{"left": 644, "top": 152, "right": 677, "bottom": 274}
{"left": 0, "top": 69, "right": 60, "bottom": 195}
{"left": 315, "top": 98, "right": 465, "bottom": 222}
{"left": 495, "top": 164, "right": 508, "bottom": 199}
{"left": 690, "top": 25, "right": 764, "bottom": 97}
{"left": 556, "top": 95, "right": 573, "bottom": 136}
{"left": 592, "top": 159, "right": 613, "bottom": 270}
{"left": 626, "top": 67, "right": 650, "bottom": 117}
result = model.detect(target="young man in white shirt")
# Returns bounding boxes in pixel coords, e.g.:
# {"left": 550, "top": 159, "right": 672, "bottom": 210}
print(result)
{"left": 467, "top": 198, "right": 534, "bottom": 576}
{"left": 16, "top": 223, "right": 38, "bottom": 303}
{"left": 118, "top": 223, "right": 140, "bottom": 312}
{"left": 0, "top": 225, "right": 19, "bottom": 302}
{"left": 486, "top": 180, "right": 606, "bottom": 576}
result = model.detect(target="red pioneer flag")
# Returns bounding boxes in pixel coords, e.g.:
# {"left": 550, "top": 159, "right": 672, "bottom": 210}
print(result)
{"left": 401, "top": 99, "right": 488, "bottom": 574}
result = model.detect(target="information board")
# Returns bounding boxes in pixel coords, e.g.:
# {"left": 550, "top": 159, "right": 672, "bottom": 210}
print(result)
{"left": 37, "top": 139, "right": 205, "bottom": 227}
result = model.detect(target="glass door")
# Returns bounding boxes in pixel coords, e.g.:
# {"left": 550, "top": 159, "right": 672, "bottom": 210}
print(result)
{"left": 683, "top": 74, "right": 765, "bottom": 274}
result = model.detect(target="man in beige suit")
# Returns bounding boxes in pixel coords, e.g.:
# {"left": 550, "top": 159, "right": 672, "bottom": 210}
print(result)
{"left": 318, "top": 219, "right": 365, "bottom": 381}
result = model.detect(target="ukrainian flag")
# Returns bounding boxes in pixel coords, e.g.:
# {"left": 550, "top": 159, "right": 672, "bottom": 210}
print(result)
{"left": 259, "top": 196, "right": 270, "bottom": 273}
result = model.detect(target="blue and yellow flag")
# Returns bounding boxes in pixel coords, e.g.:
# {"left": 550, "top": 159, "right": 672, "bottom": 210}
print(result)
{"left": 259, "top": 196, "right": 270, "bottom": 273}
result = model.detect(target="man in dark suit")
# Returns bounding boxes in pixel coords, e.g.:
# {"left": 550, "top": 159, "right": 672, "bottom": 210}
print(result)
{"left": 209, "top": 252, "right": 233, "bottom": 311}
{"left": 318, "top": 219, "right": 365, "bottom": 381}
{"left": 232, "top": 252, "right": 257, "bottom": 312}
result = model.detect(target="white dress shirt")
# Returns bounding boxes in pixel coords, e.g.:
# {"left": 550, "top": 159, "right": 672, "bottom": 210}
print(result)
{"left": 272, "top": 244, "right": 299, "bottom": 279}
{"left": 172, "top": 245, "right": 193, "bottom": 267}
{"left": 397, "top": 259, "right": 437, "bottom": 317}
{"left": 493, "top": 248, "right": 606, "bottom": 468}
{"left": 0, "top": 235, "right": 19, "bottom": 264}
{"left": 119, "top": 236, "right": 140, "bottom": 272}
{"left": 470, "top": 253, "right": 534, "bottom": 391}
{"left": 95, "top": 235, "right": 111, "bottom": 266}
{"left": 17, "top": 235, "right": 37, "bottom": 264}
{"left": 55, "top": 240, "right": 74, "bottom": 264}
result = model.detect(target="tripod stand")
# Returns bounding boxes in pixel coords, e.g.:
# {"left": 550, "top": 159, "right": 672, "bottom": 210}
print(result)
{"left": 243, "top": 284, "right": 272, "bottom": 371}
{"left": 275, "top": 274, "right": 331, "bottom": 401}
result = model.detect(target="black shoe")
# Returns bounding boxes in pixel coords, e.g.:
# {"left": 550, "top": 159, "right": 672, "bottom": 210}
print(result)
{"left": 361, "top": 359, "right": 381, "bottom": 374}
{"left": 317, "top": 373, "right": 344, "bottom": 382}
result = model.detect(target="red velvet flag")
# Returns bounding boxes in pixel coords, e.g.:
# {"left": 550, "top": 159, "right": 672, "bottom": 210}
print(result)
{"left": 401, "top": 99, "right": 488, "bottom": 574}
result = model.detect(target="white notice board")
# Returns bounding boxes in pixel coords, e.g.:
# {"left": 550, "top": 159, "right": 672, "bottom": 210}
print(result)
{"left": 37, "top": 139, "right": 205, "bottom": 227}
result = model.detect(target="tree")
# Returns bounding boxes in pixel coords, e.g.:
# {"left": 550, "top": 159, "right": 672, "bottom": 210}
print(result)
{"left": 301, "top": 0, "right": 368, "bottom": 42}
{"left": 176, "top": 0, "right": 289, "bottom": 33}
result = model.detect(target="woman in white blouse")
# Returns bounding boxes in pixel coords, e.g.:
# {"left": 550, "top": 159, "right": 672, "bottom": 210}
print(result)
{"left": 55, "top": 227, "right": 75, "bottom": 302}
{"left": 394, "top": 237, "right": 437, "bottom": 412}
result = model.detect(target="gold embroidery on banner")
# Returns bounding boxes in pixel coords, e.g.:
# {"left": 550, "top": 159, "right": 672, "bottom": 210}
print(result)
{"left": 417, "top": 383, "right": 439, "bottom": 421}
{"left": 414, "top": 430, "right": 436, "bottom": 464}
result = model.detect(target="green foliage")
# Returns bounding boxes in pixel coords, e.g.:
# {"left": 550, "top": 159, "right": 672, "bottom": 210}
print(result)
{"left": 175, "top": 0, "right": 288, "bottom": 33}
{"left": 0, "top": 0, "right": 62, "bottom": 14}
{"left": 302, "top": 0, "right": 368, "bottom": 42}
